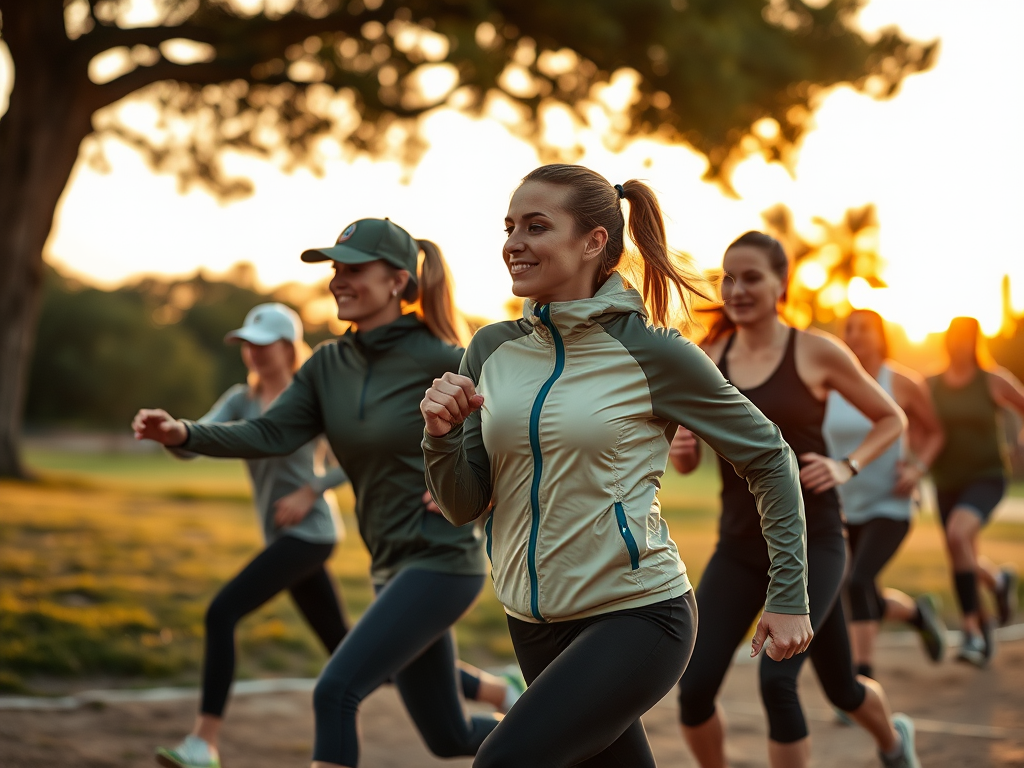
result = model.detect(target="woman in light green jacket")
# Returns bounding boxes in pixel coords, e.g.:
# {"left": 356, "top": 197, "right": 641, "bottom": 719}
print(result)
{"left": 421, "top": 164, "right": 813, "bottom": 768}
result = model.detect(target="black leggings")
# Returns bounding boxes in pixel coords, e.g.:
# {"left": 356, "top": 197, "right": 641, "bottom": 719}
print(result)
{"left": 202, "top": 535, "right": 347, "bottom": 716}
{"left": 312, "top": 568, "right": 497, "bottom": 766}
{"left": 475, "top": 591, "right": 697, "bottom": 768}
{"left": 678, "top": 533, "right": 866, "bottom": 744}
{"left": 846, "top": 518, "right": 910, "bottom": 622}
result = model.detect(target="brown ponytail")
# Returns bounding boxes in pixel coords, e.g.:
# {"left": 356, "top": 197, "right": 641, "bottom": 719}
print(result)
{"left": 407, "top": 239, "right": 469, "bottom": 347}
{"left": 520, "top": 164, "right": 712, "bottom": 327}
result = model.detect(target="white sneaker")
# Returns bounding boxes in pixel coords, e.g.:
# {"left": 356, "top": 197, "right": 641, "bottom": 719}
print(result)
{"left": 155, "top": 735, "right": 220, "bottom": 768}
{"left": 880, "top": 713, "right": 920, "bottom": 768}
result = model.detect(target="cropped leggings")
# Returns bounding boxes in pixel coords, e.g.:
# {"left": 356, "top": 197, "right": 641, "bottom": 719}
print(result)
{"left": 202, "top": 535, "right": 348, "bottom": 716}
{"left": 475, "top": 591, "right": 697, "bottom": 768}
{"left": 846, "top": 518, "right": 910, "bottom": 622}
{"left": 678, "top": 531, "right": 866, "bottom": 743}
{"left": 312, "top": 568, "right": 498, "bottom": 766}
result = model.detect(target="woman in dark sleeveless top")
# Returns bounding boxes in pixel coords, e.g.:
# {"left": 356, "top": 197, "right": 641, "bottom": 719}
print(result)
{"left": 674, "top": 232, "right": 919, "bottom": 768}
{"left": 929, "top": 316, "right": 1024, "bottom": 666}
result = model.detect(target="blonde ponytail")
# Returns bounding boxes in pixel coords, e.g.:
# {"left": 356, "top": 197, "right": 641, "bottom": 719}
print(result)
{"left": 410, "top": 239, "right": 470, "bottom": 347}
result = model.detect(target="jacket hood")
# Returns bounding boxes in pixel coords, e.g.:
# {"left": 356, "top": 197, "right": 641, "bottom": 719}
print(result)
{"left": 522, "top": 272, "right": 648, "bottom": 340}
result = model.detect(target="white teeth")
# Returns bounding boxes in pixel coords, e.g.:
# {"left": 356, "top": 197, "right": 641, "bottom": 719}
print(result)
{"left": 509, "top": 263, "right": 536, "bottom": 275}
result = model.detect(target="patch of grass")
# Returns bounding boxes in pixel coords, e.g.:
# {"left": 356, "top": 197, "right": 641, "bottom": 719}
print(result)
{"left": 3, "top": 450, "right": 1023, "bottom": 693}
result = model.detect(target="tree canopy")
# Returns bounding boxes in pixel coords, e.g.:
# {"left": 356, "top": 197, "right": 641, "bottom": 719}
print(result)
{"left": 0, "top": 0, "right": 936, "bottom": 476}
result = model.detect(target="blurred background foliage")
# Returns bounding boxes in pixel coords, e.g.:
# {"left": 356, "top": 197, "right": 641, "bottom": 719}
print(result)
{"left": 24, "top": 264, "right": 335, "bottom": 428}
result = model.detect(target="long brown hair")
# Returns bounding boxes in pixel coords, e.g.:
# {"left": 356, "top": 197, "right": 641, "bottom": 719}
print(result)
{"left": 519, "top": 164, "right": 712, "bottom": 327}
{"left": 398, "top": 239, "right": 469, "bottom": 347}
{"left": 704, "top": 231, "right": 790, "bottom": 345}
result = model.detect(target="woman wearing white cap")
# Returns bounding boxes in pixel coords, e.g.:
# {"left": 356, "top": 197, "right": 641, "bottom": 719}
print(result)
{"left": 134, "top": 220, "right": 512, "bottom": 768}
{"left": 151, "top": 303, "right": 351, "bottom": 768}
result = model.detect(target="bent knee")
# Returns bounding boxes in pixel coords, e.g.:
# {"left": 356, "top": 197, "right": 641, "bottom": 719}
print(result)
{"left": 678, "top": 677, "right": 719, "bottom": 726}
{"left": 313, "top": 675, "right": 360, "bottom": 716}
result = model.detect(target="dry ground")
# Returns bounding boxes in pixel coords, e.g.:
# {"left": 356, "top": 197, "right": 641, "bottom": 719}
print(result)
{"left": 2, "top": 637, "right": 1022, "bottom": 768}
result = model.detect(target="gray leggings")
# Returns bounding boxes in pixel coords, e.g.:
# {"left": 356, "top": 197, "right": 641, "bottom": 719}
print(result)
{"left": 312, "top": 568, "right": 498, "bottom": 765}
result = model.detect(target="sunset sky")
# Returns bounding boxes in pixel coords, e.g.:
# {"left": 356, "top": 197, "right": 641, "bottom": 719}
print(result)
{"left": 2, "top": 0, "right": 1022, "bottom": 340}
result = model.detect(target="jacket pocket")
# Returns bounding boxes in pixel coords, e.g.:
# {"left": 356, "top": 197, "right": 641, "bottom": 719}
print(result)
{"left": 613, "top": 501, "right": 641, "bottom": 571}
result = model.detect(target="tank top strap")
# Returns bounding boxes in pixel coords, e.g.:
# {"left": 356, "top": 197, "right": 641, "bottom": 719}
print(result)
{"left": 719, "top": 331, "right": 737, "bottom": 377}
{"left": 781, "top": 326, "right": 798, "bottom": 372}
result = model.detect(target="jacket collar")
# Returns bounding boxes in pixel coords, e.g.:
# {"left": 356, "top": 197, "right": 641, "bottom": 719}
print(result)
{"left": 339, "top": 312, "right": 423, "bottom": 355}
{"left": 522, "top": 272, "right": 648, "bottom": 340}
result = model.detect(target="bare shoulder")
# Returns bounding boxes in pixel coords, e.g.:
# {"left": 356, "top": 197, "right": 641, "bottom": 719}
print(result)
{"left": 887, "top": 360, "right": 927, "bottom": 389}
{"left": 798, "top": 326, "right": 855, "bottom": 365}
{"left": 988, "top": 366, "right": 1024, "bottom": 391}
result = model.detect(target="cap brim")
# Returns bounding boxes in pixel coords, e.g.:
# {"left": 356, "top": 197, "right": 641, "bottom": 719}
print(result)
{"left": 224, "top": 328, "right": 286, "bottom": 345}
{"left": 300, "top": 243, "right": 381, "bottom": 264}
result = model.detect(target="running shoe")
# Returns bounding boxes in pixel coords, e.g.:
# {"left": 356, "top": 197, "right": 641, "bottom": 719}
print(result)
{"left": 995, "top": 565, "right": 1019, "bottom": 627}
{"left": 155, "top": 736, "right": 220, "bottom": 768}
{"left": 914, "top": 594, "right": 946, "bottom": 663}
{"left": 879, "top": 713, "right": 920, "bottom": 768}
{"left": 981, "top": 617, "right": 996, "bottom": 664}
{"left": 498, "top": 665, "right": 528, "bottom": 713}
{"left": 955, "top": 631, "right": 988, "bottom": 668}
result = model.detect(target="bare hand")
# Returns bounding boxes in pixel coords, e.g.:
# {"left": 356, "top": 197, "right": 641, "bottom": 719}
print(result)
{"left": 274, "top": 485, "right": 319, "bottom": 527}
{"left": 132, "top": 408, "right": 188, "bottom": 447}
{"left": 751, "top": 611, "right": 813, "bottom": 661}
{"left": 798, "top": 452, "right": 853, "bottom": 494}
{"left": 420, "top": 373, "right": 484, "bottom": 438}
{"left": 423, "top": 490, "right": 443, "bottom": 515}
{"left": 893, "top": 460, "right": 924, "bottom": 497}
{"left": 669, "top": 426, "right": 701, "bottom": 474}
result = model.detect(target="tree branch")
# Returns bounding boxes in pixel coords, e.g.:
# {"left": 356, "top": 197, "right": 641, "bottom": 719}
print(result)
{"left": 95, "top": 60, "right": 260, "bottom": 107}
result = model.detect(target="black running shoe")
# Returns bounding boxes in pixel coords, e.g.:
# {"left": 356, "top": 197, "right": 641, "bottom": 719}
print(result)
{"left": 995, "top": 565, "right": 1018, "bottom": 627}
{"left": 914, "top": 594, "right": 946, "bottom": 663}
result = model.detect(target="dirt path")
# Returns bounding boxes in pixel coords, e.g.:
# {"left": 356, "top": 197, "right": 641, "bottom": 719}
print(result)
{"left": 3, "top": 639, "right": 1022, "bottom": 767}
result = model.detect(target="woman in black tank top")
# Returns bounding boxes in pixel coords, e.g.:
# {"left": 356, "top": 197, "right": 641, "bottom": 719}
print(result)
{"left": 717, "top": 327, "right": 843, "bottom": 540}
{"left": 674, "top": 232, "right": 919, "bottom": 768}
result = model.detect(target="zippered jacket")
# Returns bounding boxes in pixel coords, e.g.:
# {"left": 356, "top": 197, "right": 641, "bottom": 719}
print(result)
{"left": 171, "top": 383, "right": 346, "bottom": 545}
{"left": 423, "top": 274, "right": 808, "bottom": 623}
{"left": 181, "top": 314, "right": 487, "bottom": 583}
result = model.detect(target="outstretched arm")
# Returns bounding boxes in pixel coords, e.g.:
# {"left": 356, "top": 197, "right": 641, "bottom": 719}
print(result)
{"left": 134, "top": 363, "right": 324, "bottom": 460}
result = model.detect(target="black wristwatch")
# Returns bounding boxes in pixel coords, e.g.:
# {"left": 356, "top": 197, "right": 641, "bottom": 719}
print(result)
{"left": 842, "top": 456, "right": 860, "bottom": 476}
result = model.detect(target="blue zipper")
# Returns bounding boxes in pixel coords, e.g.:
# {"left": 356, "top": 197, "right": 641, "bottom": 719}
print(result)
{"left": 527, "top": 304, "right": 565, "bottom": 621}
{"left": 613, "top": 502, "right": 641, "bottom": 571}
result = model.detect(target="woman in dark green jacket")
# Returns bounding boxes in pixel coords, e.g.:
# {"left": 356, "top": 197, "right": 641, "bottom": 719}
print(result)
{"left": 133, "top": 219, "right": 502, "bottom": 768}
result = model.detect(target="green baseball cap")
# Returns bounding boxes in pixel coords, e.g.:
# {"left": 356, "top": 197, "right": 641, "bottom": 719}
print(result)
{"left": 301, "top": 218, "right": 419, "bottom": 282}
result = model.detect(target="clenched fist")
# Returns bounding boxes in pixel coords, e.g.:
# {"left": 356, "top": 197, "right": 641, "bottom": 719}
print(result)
{"left": 420, "top": 372, "right": 484, "bottom": 437}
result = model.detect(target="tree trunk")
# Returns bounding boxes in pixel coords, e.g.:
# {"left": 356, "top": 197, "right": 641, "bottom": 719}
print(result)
{"left": 0, "top": 10, "right": 97, "bottom": 478}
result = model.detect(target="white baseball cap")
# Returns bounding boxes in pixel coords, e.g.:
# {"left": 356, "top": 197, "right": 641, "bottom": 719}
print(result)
{"left": 224, "top": 303, "right": 304, "bottom": 345}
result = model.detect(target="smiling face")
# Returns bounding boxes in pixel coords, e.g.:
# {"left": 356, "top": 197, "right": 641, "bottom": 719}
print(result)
{"left": 503, "top": 181, "right": 607, "bottom": 305}
{"left": 721, "top": 245, "right": 787, "bottom": 327}
{"left": 328, "top": 260, "right": 409, "bottom": 331}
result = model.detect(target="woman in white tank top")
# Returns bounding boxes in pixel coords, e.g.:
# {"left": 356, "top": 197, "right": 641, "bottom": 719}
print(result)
{"left": 823, "top": 310, "right": 947, "bottom": 679}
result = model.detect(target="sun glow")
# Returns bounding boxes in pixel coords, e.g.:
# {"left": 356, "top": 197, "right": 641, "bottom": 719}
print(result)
{"left": 0, "top": 1, "right": 1018, "bottom": 345}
